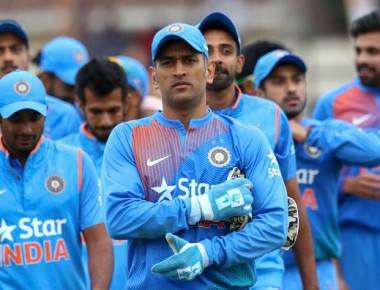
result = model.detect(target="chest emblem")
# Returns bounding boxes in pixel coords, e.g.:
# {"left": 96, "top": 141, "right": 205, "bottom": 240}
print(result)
{"left": 208, "top": 146, "right": 231, "bottom": 168}
{"left": 45, "top": 175, "right": 66, "bottom": 194}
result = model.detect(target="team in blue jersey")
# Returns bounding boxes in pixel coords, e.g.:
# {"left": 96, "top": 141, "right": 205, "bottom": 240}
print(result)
{"left": 0, "top": 70, "right": 113, "bottom": 289}
{"left": 59, "top": 57, "right": 130, "bottom": 290}
{"left": 197, "top": 12, "right": 318, "bottom": 289}
{"left": 313, "top": 9, "right": 380, "bottom": 290}
{"left": 102, "top": 22, "right": 288, "bottom": 289}
{"left": 253, "top": 49, "right": 380, "bottom": 290}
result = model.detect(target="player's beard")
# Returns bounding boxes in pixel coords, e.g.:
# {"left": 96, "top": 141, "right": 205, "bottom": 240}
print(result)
{"left": 207, "top": 64, "right": 235, "bottom": 91}
{"left": 358, "top": 67, "right": 380, "bottom": 89}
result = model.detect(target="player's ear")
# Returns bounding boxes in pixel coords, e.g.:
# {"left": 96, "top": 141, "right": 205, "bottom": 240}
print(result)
{"left": 149, "top": 66, "right": 159, "bottom": 90}
{"left": 206, "top": 60, "right": 215, "bottom": 85}
{"left": 236, "top": 54, "right": 245, "bottom": 74}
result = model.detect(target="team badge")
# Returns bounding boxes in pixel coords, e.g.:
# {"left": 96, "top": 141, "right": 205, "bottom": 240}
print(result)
{"left": 274, "top": 49, "right": 289, "bottom": 59}
{"left": 45, "top": 175, "right": 65, "bottom": 194}
{"left": 304, "top": 144, "right": 321, "bottom": 158}
{"left": 74, "top": 51, "right": 85, "bottom": 64}
{"left": 167, "top": 24, "right": 183, "bottom": 34}
{"left": 208, "top": 146, "right": 231, "bottom": 167}
{"left": 14, "top": 81, "right": 30, "bottom": 95}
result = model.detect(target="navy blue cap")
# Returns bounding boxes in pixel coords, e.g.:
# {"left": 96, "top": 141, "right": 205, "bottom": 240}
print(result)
{"left": 0, "top": 19, "right": 28, "bottom": 48}
{"left": 197, "top": 12, "right": 241, "bottom": 52}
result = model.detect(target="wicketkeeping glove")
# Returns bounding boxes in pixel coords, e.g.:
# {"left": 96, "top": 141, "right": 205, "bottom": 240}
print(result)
{"left": 151, "top": 233, "right": 209, "bottom": 280}
{"left": 192, "top": 178, "right": 253, "bottom": 221}
{"left": 282, "top": 197, "right": 299, "bottom": 250}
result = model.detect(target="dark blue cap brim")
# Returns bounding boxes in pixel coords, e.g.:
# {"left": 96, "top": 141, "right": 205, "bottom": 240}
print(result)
{"left": 0, "top": 22, "right": 28, "bottom": 48}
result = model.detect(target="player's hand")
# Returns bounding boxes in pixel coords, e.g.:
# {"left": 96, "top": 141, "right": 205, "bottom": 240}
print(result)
{"left": 151, "top": 233, "right": 209, "bottom": 280}
{"left": 289, "top": 119, "right": 310, "bottom": 142}
{"left": 194, "top": 178, "right": 253, "bottom": 221}
{"left": 343, "top": 172, "right": 380, "bottom": 199}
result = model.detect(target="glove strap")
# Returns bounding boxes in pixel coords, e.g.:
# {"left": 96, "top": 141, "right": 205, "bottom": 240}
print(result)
{"left": 196, "top": 194, "right": 214, "bottom": 221}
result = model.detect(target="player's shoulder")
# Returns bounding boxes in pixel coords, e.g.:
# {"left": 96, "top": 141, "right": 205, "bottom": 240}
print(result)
{"left": 57, "top": 132, "right": 80, "bottom": 145}
{"left": 243, "top": 93, "right": 279, "bottom": 110}
{"left": 318, "top": 80, "right": 355, "bottom": 102}
{"left": 216, "top": 112, "right": 266, "bottom": 136}
{"left": 46, "top": 95, "right": 79, "bottom": 115}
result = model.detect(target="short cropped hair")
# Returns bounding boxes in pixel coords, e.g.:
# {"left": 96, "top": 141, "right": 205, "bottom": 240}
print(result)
{"left": 75, "top": 57, "right": 128, "bottom": 104}
{"left": 350, "top": 8, "right": 380, "bottom": 38}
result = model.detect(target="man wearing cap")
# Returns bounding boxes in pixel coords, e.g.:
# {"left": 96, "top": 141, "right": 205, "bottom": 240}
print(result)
{"left": 253, "top": 49, "right": 380, "bottom": 290}
{"left": 115, "top": 55, "right": 149, "bottom": 121}
{"left": 101, "top": 22, "right": 287, "bottom": 289}
{"left": 0, "top": 19, "right": 82, "bottom": 140}
{"left": 0, "top": 69, "right": 113, "bottom": 289}
{"left": 197, "top": 11, "right": 318, "bottom": 290}
{"left": 38, "top": 36, "right": 89, "bottom": 106}
{"left": 59, "top": 56, "right": 129, "bottom": 290}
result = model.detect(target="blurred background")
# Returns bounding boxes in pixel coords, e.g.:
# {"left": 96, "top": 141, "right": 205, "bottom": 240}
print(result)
{"left": 1, "top": 0, "right": 379, "bottom": 115}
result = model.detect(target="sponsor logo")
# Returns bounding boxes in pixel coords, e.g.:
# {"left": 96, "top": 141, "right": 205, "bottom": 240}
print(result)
{"left": 45, "top": 175, "right": 65, "bottom": 194}
{"left": 147, "top": 155, "right": 171, "bottom": 167}
{"left": 352, "top": 113, "right": 372, "bottom": 126}
{"left": 208, "top": 146, "right": 231, "bottom": 168}
{"left": 0, "top": 217, "right": 69, "bottom": 266}
{"left": 297, "top": 168, "right": 319, "bottom": 185}
{"left": 267, "top": 150, "right": 282, "bottom": 178}
{"left": 152, "top": 177, "right": 176, "bottom": 202}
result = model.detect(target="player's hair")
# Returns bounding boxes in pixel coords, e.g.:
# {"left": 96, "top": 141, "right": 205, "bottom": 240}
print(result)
{"left": 350, "top": 8, "right": 380, "bottom": 38}
{"left": 75, "top": 57, "right": 128, "bottom": 103}
{"left": 236, "top": 40, "right": 288, "bottom": 87}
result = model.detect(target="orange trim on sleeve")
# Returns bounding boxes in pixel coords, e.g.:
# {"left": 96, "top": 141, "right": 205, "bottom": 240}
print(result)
{"left": 77, "top": 149, "right": 83, "bottom": 192}
{"left": 275, "top": 105, "right": 280, "bottom": 145}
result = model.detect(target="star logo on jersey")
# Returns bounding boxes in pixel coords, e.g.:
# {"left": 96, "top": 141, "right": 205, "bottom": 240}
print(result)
{"left": 267, "top": 150, "right": 278, "bottom": 165}
{"left": 152, "top": 177, "right": 176, "bottom": 202}
{"left": 0, "top": 219, "right": 16, "bottom": 242}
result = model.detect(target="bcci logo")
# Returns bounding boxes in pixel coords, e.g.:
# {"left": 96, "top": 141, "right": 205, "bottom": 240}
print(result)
{"left": 74, "top": 51, "right": 86, "bottom": 64}
{"left": 208, "top": 146, "right": 231, "bottom": 168}
{"left": 14, "top": 81, "right": 30, "bottom": 95}
{"left": 45, "top": 175, "right": 65, "bottom": 194}
{"left": 167, "top": 24, "right": 183, "bottom": 34}
{"left": 304, "top": 144, "right": 321, "bottom": 159}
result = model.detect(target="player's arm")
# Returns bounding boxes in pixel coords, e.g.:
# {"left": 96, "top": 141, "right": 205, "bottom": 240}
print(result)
{"left": 206, "top": 126, "right": 288, "bottom": 266}
{"left": 276, "top": 112, "right": 319, "bottom": 290}
{"left": 83, "top": 224, "right": 113, "bottom": 290}
{"left": 101, "top": 124, "right": 252, "bottom": 240}
{"left": 307, "top": 119, "right": 380, "bottom": 167}
{"left": 80, "top": 150, "right": 113, "bottom": 290}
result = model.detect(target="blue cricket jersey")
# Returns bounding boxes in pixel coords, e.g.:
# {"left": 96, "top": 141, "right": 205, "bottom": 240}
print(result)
{"left": 101, "top": 110, "right": 288, "bottom": 290}
{"left": 0, "top": 137, "right": 103, "bottom": 290}
{"left": 59, "top": 123, "right": 128, "bottom": 290}
{"left": 44, "top": 95, "right": 82, "bottom": 140}
{"left": 213, "top": 87, "right": 296, "bottom": 288}
{"left": 313, "top": 77, "right": 380, "bottom": 232}
{"left": 283, "top": 117, "right": 380, "bottom": 267}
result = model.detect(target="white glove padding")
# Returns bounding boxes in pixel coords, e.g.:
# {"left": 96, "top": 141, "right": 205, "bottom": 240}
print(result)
{"left": 193, "top": 178, "right": 253, "bottom": 221}
{"left": 151, "top": 233, "right": 209, "bottom": 280}
{"left": 282, "top": 197, "right": 299, "bottom": 250}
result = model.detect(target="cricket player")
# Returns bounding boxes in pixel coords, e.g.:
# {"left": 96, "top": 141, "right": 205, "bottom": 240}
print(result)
{"left": 0, "top": 69, "right": 113, "bottom": 289}
{"left": 253, "top": 49, "right": 380, "bottom": 290}
{"left": 197, "top": 11, "right": 318, "bottom": 290}
{"left": 59, "top": 56, "right": 129, "bottom": 290}
{"left": 101, "top": 22, "right": 288, "bottom": 289}
{"left": 312, "top": 9, "right": 380, "bottom": 290}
